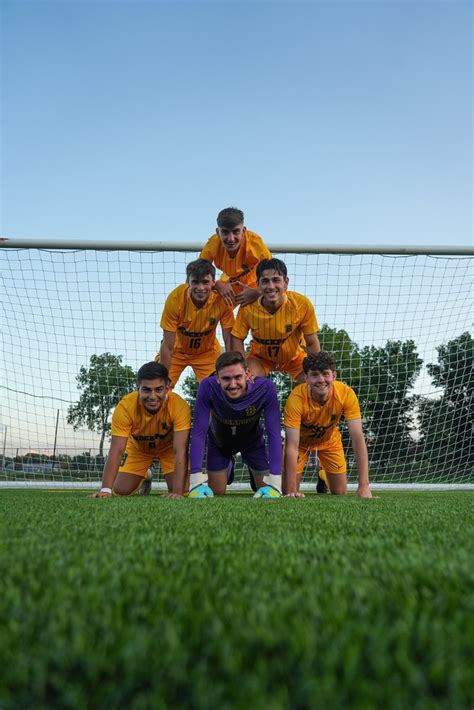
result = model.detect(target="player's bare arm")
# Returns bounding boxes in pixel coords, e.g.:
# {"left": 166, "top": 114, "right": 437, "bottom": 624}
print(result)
{"left": 231, "top": 335, "right": 246, "bottom": 357}
{"left": 91, "top": 435, "right": 127, "bottom": 498}
{"left": 304, "top": 332, "right": 321, "bottom": 354}
{"left": 161, "top": 429, "right": 190, "bottom": 498}
{"left": 159, "top": 330, "right": 176, "bottom": 373}
{"left": 347, "top": 419, "right": 372, "bottom": 498}
{"left": 222, "top": 327, "right": 233, "bottom": 352}
{"left": 283, "top": 428, "right": 305, "bottom": 498}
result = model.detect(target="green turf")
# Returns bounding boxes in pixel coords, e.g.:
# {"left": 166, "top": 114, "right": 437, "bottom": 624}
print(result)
{"left": 1, "top": 491, "right": 473, "bottom": 709}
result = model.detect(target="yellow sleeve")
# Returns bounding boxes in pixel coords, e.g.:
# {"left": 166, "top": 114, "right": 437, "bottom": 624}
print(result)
{"left": 284, "top": 389, "right": 304, "bottom": 429}
{"left": 247, "top": 232, "right": 272, "bottom": 261}
{"left": 170, "top": 393, "right": 192, "bottom": 431}
{"left": 343, "top": 387, "right": 361, "bottom": 420}
{"left": 160, "top": 288, "right": 181, "bottom": 332}
{"left": 111, "top": 400, "right": 133, "bottom": 437}
{"left": 219, "top": 302, "right": 235, "bottom": 330}
{"left": 231, "top": 306, "right": 250, "bottom": 340}
{"left": 299, "top": 295, "right": 319, "bottom": 335}
{"left": 199, "top": 234, "right": 219, "bottom": 263}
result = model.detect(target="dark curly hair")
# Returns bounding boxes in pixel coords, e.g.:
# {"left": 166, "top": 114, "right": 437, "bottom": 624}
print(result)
{"left": 302, "top": 351, "right": 337, "bottom": 374}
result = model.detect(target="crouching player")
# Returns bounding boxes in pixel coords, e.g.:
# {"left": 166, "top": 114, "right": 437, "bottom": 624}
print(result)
{"left": 283, "top": 352, "right": 372, "bottom": 498}
{"left": 91, "top": 362, "right": 191, "bottom": 499}
{"left": 189, "top": 352, "right": 283, "bottom": 498}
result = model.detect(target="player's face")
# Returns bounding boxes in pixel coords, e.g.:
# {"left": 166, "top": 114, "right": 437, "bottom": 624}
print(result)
{"left": 216, "top": 224, "right": 246, "bottom": 256}
{"left": 258, "top": 269, "right": 289, "bottom": 308}
{"left": 305, "top": 369, "right": 336, "bottom": 403}
{"left": 138, "top": 378, "right": 169, "bottom": 414}
{"left": 217, "top": 364, "right": 250, "bottom": 399}
{"left": 188, "top": 275, "right": 215, "bottom": 306}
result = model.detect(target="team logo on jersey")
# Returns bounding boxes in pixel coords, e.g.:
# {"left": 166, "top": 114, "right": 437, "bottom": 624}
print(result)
{"left": 162, "top": 423, "right": 168, "bottom": 430}
{"left": 305, "top": 415, "right": 338, "bottom": 440}
{"left": 285, "top": 324, "right": 292, "bottom": 332}
{"left": 245, "top": 406, "right": 257, "bottom": 416}
{"left": 209, "top": 318, "right": 216, "bottom": 325}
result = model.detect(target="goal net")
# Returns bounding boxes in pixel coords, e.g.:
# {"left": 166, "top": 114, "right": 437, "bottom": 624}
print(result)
{"left": 1, "top": 241, "right": 472, "bottom": 489}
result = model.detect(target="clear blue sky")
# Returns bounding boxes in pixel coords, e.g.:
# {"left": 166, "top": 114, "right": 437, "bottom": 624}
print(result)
{"left": 2, "top": 0, "right": 472, "bottom": 248}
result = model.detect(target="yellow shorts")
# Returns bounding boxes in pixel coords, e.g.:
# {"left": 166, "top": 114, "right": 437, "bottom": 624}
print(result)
{"left": 168, "top": 346, "right": 221, "bottom": 387}
{"left": 247, "top": 350, "right": 306, "bottom": 381}
{"left": 118, "top": 446, "right": 175, "bottom": 478}
{"left": 294, "top": 444, "right": 347, "bottom": 476}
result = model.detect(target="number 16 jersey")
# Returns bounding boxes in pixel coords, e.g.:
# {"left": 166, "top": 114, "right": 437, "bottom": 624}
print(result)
{"left": 160, "top": 284, "right": 235, "bottom": 356}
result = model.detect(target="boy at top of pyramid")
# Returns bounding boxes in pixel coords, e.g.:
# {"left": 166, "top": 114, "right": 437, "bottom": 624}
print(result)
{"left": 200, "top": 207, "right": 272, "bottom": 307}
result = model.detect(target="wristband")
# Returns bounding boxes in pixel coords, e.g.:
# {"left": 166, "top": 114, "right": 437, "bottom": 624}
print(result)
{"left": 100, "top": 487, "right": 112, "bottom": 494}
{"left": 263, "top": 474, "right": 282, "bottom": 492}
{"left": 189, "top": 471, "right": 208, "bottom": 489}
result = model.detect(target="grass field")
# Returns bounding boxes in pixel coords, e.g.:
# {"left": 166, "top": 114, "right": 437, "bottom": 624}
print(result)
{"left": 1, "top": 490, "right": 473, "bottom": 709}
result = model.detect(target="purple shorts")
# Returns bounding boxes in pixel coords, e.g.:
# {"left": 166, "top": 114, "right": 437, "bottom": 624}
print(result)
{"left": 206, "top": 435, "right": 269, "bottom": 474}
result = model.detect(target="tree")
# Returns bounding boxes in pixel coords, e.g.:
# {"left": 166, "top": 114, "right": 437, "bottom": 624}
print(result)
{"left": 358, "top": 340, "right": 423, "bottom": 461}
{"left": 67, "top": 353, "right": 136, "bottom": 457}
{"left": 180, "top": 373, "right": 199, "bottom": 413}
{"left": 418, "top": 332, "right": 473, "bottom": 470}
{"left": 318, "top": 324, "right": 361, "bottom": 389}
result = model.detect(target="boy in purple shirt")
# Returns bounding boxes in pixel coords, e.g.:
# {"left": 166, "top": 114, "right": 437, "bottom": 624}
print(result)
{"left": 189, "top": 351, "right": 283, "bottom": 497}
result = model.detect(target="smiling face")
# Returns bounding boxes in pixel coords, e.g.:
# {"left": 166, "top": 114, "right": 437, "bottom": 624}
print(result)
{"left": 187, "top": 274, "right": 215, "bottom": 307}
{"left": 258, "top": 268, "right": 289, "bottom": 311}
{"left": 305, "top": 368, "right": 336, "bottom": 404}
{"left": 216, "top": 224, "right": 246, "bottom": 257}
{"left": 138, "top": 378, "right": 169, "bottom": 414}
{"left": 216, "top": 363, "right": 250, "bottom": 400}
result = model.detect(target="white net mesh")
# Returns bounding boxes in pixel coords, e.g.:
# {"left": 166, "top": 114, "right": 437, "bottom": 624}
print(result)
{"left": 1, "top": 245, "right": 472, "bottom": 487}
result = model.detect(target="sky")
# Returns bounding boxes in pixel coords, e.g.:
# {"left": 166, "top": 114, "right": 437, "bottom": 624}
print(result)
{"left": 1, "top": 0, "right": 472, "bottom": 248}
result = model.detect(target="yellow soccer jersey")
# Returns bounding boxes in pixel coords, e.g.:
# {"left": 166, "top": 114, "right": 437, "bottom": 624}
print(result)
{"left": 200, "top": 230, "right": 271, "bottom": 290}
{"left": 232, "top": 291, "right": 319, "bottom": 365}
{"left": 111, "top": 390, "right": 191, "bottom": 455}
{"left": 284, "top": 381, "right": 361, "bottom": 449}
{"left": 160, "top": 284, "right": 234, "bottom": 356}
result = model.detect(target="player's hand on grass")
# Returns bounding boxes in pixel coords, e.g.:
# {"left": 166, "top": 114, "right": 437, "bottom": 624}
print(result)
{"left": 356, "top": 484, "right": 374, "bottom": 499}
{"left": 234, "top": 283, "right": 259, "bottom": 306}
{"left": 189, "top": 483, "right": 214, "bottom": 498}
{"left": 188, "top": 472, "right": 214, "bottom": 498}
{"left": 284, "top": 491, "right": 305, "bottom": 498}
{"left": 89, "top": 489, "right": 112, "bottom": 499}
{"left": 215, "top": 280, "right": 236, "bottom": 306}
{"left": 160, "top": 492, "right": 183, "bottom": 499}
{"left": 254, "top": 485, "right": 282, "bottom": 498}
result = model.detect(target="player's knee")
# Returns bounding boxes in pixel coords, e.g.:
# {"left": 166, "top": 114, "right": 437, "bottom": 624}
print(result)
{"left": 327, "top": 473, "right": 347, "bottom": 496}
{"left": 114, "top": 473, "right": 143, "bottom": 496}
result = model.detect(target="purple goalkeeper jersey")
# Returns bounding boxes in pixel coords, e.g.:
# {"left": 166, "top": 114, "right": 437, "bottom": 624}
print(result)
{"left": 189, "top": 376, "right": 282, "bottom": 476}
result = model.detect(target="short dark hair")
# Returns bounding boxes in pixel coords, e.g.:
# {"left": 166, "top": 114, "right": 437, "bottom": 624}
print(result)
{"left": 186, "top": 258, "right": 216, "bottom": 282}
{"left": 137, "top": 362, "right": 170, "bottom": 385}
{"left": 256, "top": 258, "right": 288, "bottom": 281}
{"left": 217, "top": 207, "right": 244, "bottom": 230}
{"left": 303, "top": 351, "right": 337, "bottom": 374}
{"left": 215, "top": 351, "right": 247, "bottom": 373}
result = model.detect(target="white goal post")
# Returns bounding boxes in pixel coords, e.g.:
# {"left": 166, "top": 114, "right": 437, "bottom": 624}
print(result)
{"left": 1, "top": 238, "right": 472, "bottom": 490}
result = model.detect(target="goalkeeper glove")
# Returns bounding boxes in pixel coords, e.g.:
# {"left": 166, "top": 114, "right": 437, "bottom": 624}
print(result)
{"left": 189, "top": 472, "right": 214, "bottom": 498}
{"left": 254, "top": 473, "right": 282, "bottom": 499}
{"left": 254, "top": 485, "right": 282, "bottom": 498}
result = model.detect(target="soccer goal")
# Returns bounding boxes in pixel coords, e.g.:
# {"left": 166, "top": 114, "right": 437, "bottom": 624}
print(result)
{"left": 1, "top": 238, "right": 472, "bottom": 490}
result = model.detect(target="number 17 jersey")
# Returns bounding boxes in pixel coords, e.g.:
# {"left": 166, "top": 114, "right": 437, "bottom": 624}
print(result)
{"left": 232, "top": 291, "right": 319, "bottom": 366}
